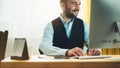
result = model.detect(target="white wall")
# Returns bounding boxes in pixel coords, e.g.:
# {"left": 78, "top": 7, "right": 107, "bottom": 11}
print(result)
{"left": 0, "top": 0, "right": 88, "bottom": 57}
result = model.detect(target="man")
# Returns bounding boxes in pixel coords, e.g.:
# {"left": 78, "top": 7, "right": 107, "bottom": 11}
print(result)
{"left": 39, "top": 0, "right": 101, "bottom": 57}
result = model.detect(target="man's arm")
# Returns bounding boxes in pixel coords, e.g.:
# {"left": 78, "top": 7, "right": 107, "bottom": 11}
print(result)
{"left": 39, "top": 22, "right": 68, "bottom": 56}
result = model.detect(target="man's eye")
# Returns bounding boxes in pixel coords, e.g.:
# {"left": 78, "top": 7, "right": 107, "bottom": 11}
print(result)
{"left": 72, "top": 2, "right": 81, "bottom": 6}
{"left": 72, "top": 2, "right": 77, "bottom": 5}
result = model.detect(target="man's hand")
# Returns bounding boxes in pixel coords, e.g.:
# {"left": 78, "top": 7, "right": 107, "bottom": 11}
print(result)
{"left": 88, "top": 49, "right": 101, "bottom": 56}
{"left": 66, "top": 47, "right": 84, "bottom": 57}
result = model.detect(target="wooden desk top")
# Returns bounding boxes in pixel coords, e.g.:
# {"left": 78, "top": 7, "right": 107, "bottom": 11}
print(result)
{"left": 1, "top": 55, "right": 120, "bottom": 68}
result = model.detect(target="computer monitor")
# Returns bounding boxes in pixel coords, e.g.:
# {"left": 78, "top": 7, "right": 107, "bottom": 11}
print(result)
{"left": 89, "top": 0, "right": 120, "bottom": 48}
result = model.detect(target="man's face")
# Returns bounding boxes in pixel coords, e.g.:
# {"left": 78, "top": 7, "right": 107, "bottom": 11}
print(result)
{"left": 64, "top": 0, "right": 81, "bottom": 18}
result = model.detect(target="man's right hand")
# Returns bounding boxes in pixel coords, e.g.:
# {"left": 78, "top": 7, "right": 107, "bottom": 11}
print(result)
{"left": 66, "top": 47, "right": 84, "bottom": 57}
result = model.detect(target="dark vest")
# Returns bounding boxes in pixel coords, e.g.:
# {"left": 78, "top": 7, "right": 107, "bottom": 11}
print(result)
{"left": 52, "top": 17, "right": 84, "bottom": 49}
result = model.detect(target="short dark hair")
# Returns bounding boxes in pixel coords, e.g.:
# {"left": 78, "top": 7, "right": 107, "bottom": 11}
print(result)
{"left": 60, "top": 0, "right": 68, "bottom": 3}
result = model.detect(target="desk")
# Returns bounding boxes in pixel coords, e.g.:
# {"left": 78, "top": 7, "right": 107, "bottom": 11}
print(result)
{"left": 1, "top": 55, "right": 120, "bottom": 68}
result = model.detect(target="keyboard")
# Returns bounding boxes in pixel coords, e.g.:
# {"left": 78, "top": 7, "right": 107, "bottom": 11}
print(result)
{"left": 38, "top": 55, "right": 111, "bottom": 59}
{"left": 72, "top": 55, "right": 111, "bottom": 59}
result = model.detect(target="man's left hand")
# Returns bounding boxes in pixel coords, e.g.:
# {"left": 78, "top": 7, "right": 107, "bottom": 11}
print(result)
{"left": 88, "top": 49, "right": 101, "bottom": 56}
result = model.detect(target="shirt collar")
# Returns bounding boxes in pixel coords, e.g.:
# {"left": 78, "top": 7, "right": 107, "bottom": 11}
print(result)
{"left": 59, "top": 14, "right": 75, "bottom": 25}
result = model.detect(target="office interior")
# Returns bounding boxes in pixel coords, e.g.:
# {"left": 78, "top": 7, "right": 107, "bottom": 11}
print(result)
{"left": 0, "top": 0, "right": 120, "bottom": 61}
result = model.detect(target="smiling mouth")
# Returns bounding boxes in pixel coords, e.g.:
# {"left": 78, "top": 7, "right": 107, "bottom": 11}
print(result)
{"left": 73, "top": 10, "right": 79, "bottom": 13}
{"left": 75, "top": 11, "right": 78, "bottom": 14}
{"left": 73, "top": 11, "right": 79, "bottom": 16}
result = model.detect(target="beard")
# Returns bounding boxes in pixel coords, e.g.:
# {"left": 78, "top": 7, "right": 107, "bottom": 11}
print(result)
{"left": 65, "top": 11, "right": 76, "bottom": 19}
{"left": 64, "top": 9, "right": 76, "bottom": 19}
{"left": 64, "top": 6, "right": 79, "bottom": 19}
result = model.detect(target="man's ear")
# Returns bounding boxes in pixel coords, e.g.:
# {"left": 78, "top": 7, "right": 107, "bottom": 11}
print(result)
{"left": 60, "top": 2, "right": 65, "bottom": 10}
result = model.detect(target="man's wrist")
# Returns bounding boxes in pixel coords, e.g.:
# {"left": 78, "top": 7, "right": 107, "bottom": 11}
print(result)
{"left": 65, "top": 50, "right": 69, "bottom": 57}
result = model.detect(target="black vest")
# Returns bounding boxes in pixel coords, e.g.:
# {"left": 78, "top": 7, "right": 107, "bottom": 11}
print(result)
{"left": 52, "top": 17, "right": 84, "bottom": 49}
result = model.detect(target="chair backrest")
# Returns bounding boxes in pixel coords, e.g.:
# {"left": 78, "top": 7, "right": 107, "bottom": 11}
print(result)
{"left": 0, "top": 31, "right": 8, "bottom": 61}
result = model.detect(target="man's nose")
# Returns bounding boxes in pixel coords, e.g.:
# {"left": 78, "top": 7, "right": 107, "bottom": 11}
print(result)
{"left": 75, "top": 4, "right": 80, "bottom": 10}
